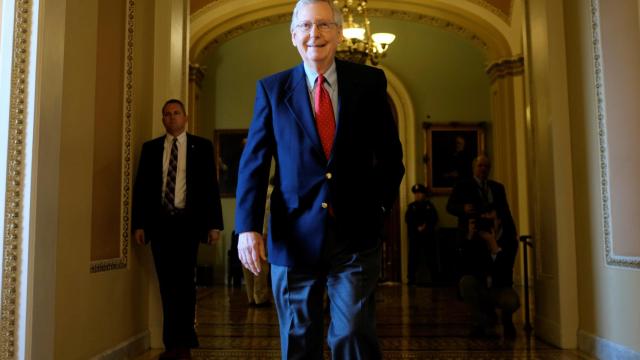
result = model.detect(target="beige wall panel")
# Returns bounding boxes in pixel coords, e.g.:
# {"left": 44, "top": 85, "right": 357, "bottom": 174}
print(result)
{"left": 90, "top": 0, "right": 126, "bottom": 261}
{"left": 566, "top": 0, "right": 640, "bottom": 355}
{"left": 599, "top": 0, "right": 640, "bottom": 257}
{"left": 54, "top": 0, "right": 156, "bottom": 358}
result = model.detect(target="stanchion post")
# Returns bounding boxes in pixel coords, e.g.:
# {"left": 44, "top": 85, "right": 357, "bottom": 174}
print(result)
{"left": 519, "top": 235, "right": 533, "bottom": 334}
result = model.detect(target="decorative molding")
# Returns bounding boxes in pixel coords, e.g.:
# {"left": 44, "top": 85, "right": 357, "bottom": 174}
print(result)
{"left": 485, "top": 55, "right": 524, "bottom": 83}
{"left": 191, "top": 0, "right": 223, "bottom": 17}
{"left": 90, "top": 0, "right": 135, "bottom": 273}
{"left": 198, "top": 9, "right": 488, "bottom": 59}
{"left": 1, "top": 0, "right": 33, "bottom": 357}
{"left": 199, "top": 13, "right": 291, "bottom": 57}
{"left": 467, "top": 0, "right": 512, "bottom": 24}
{"left": 578, "top": 330, "right": 640, "bottom": 360}
{"left": 590, "top": 0, "right": 640, "bottom": 269}
{"left": 368, "top": 9, "right": 488, "bottom": 51}
{"left": 189, "top": 63, "right": 206, "bottom": 88}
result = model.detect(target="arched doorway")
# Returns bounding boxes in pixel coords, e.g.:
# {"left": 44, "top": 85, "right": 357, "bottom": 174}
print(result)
{"left": 187, "top": 0, "right": 521, "bottom": 286}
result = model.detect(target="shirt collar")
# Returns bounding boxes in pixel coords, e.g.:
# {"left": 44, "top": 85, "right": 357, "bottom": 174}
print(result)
{"left": 303, "top": 61, "right": 337, "bottom": 90}
{"left": 165, "top": 131, "right": 187, "bottom": 144}
{"left": 474, "top": 176, "right": 487, "bottom": 187}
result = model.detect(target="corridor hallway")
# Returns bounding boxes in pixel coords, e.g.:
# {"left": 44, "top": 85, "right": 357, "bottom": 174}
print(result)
{"left": 140, "top": 285, "right": 586, "bottom": 359}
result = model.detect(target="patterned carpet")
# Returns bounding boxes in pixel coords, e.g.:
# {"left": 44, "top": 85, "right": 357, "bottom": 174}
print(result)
{"left": 142, "top": 284, "right": 589, "bottom": 359}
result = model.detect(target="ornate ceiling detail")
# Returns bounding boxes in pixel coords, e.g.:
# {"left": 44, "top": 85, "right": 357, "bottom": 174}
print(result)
{"left": 191, "top": 0, "right": 222, "bottom": 15}
{"left": 198, "top": 9, "right": 488, "bottom": 59}
{"left": 199, "top": 13, "right": 291, "bottom": 57}
{"left": 368, "top": 9, "right": 488, "bottom": 50}
{"left": 468, "top": 0, "right": 513, "bottom": 23}
{"left": 191, "top": 0, "right": 514, "bottom": 23}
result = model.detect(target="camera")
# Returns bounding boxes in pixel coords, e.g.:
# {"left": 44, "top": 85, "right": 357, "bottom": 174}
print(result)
{"left": 474, "top": 217, "right": 494, "bottom": 232}
{"left": 469, "top": 204, "right": 495, "bottom": 233}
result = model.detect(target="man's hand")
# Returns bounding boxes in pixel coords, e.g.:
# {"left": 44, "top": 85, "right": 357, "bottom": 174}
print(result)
{"left": 463, "top": 204, "right": 475, "bottom": 215}
{"left": 134, "top": 229, "right": 146, "bottom": 245}
{"left": 478, "top": 228, "right": 500, "bottom": 254}
{"left": 238, "top": 231, "right": 266, "bottom": 276}
{"left": 207, "top": 229, "right": 221, "bottom": 244}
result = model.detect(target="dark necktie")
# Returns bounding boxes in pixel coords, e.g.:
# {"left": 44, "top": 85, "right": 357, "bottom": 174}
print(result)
{"left": 481, "top": 181, "right": 489, "bottom": 203}
{"left": 314, "top": 73, "right": 336, "bottom": 160}
{"left": 163, "top": 138, "right": 178, "bottom": 212}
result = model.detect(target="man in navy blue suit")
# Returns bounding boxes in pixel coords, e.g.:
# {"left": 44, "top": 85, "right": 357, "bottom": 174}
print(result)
{"left": 235, "top": 1, "right": 404, "bottom": 358}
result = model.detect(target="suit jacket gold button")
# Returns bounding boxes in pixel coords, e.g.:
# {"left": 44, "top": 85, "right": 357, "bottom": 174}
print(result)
{"left": 321, "top": 202, "right": 328, "bottom": 209}
{"left": 325, "top": 173, "right": 332, "bottom": 179}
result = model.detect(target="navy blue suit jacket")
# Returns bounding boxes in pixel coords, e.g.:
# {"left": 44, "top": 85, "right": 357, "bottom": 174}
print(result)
{"left": 235, "top": 60, "right": 405, "bottom": 266}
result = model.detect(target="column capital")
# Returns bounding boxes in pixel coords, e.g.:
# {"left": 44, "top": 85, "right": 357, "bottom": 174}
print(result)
{"left": 486, "top": 56, "right": 524, "bottom": 83}
{"left": 189, "top": 63, "right": 206, "bottom": 87}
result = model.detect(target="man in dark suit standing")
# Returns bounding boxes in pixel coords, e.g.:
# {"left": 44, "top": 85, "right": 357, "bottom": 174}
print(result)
{"left": 235, "top": 1, "right": 404, "bottom": 358}
{"left": 446, "top": 155, "right": 519, "bottom": 338}
{"left": 132, "top": 99, "right": 223, "bottom": 359}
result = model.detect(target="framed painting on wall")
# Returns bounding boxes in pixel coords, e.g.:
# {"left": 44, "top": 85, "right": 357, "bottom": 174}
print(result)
{"left": 423, "top": 122, "right": 486, "bottom": 194}
{"left": 214, "top": 129, "right": 248, "bottom": 197}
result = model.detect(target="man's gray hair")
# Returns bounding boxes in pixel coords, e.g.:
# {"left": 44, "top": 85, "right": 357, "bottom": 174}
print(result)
{"left": 290, "top": 0, "right": 344, "bottom": 32}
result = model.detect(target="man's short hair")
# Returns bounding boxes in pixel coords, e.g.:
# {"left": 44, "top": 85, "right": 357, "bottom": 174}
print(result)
{"left": 472, "top": 154, "right": 491, "bottom": 169}
{"left": 290, "top": 0, "right": 344, "bottom": 33}
{"left": 411, "top": 184, "right": 428, "bottom": 194}
{"left": 162, "top": 99, "right": 186, "bottom": 115}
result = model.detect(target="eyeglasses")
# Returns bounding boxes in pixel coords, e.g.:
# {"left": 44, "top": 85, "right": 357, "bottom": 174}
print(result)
{"left": 295, "top": 21, "right": 338, "bottom": 33}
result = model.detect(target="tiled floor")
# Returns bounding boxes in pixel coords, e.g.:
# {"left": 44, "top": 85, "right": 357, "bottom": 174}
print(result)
{"left": 142, "top": 284, "right": 590, "bottom": 359}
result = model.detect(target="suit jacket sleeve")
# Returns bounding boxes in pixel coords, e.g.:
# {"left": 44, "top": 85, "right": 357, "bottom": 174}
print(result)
{"left": 371, "top": 70, "right": 404, "bottom": 212}
{"left": 235, "top": 80, "right": 274, "bottom": 233}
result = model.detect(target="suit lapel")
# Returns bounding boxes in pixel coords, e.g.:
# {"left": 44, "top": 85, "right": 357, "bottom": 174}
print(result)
{"left": 284, "top": 64, "right": 324, "bottom": 158}
{"left": 155, "top": 135, "right": 166, "bottom": 177}
{"left": 331, "top": 60, "right": 360, "bottom": 165}
{"left": 335, "top": 60, "right": 359, "bottom": 130}
{"left": 185, "top": 133, "right": 195, "bottom": 202}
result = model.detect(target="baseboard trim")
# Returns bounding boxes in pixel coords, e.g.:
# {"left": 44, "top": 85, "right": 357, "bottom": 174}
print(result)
{"left": 578, "top": 330, "right": 640, "bottom": 360}
{"left": 91, "top": 330, "right": 150, "bottom": 360}
{"left": 535, "top": 315, "right": 563, "bottom": 347}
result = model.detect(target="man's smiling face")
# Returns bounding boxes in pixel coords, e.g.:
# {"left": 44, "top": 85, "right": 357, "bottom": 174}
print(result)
{"left": 291, "top": 2, "right": 343, "bottom": 72}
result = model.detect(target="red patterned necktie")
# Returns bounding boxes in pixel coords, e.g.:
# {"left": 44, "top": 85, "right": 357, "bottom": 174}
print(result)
{"left": 314, "top": 73, "right": 336, "bottom": 160}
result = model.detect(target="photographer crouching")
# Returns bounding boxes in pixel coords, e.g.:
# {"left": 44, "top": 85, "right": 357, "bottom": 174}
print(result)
{"left": 447, "top": 155, "right": 520, "bottom": 339}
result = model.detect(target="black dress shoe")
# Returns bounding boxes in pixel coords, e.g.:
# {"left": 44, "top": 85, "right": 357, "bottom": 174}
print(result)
{"left": 175, "top": 348, "right": 192, "bottom": 360}
{"left": 158, "top": 349, "right": 177, "bottom": 360}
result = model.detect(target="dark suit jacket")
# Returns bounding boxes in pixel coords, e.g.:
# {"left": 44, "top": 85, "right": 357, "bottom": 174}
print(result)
{"left": 446, "top": 178, "right": 518, "bottom": 287}
{"left": 235, "top": 60, "right": 405, "bottom": 266}
{"left": 132, "top": 133, "right": 224, "bottom": 241}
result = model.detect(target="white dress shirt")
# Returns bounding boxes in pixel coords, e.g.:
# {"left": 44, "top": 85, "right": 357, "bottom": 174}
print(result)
{"left": 162, "top": 131, "right": 187, "bottom": 209}
{"left": 304, "top": 62, "right": 339, "bottom": 124}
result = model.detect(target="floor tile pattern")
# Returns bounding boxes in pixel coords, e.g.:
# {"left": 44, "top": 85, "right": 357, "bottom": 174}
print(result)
{"left": 144, "top": 284, "right": 590, "bottom": 359}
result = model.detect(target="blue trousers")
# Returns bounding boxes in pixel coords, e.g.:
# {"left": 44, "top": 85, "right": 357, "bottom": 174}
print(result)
{"left": 271, "top": 236, "right": 382, "bottom": 360}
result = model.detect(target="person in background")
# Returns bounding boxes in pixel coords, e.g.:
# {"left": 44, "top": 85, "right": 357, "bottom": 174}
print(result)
{"left": 405, "top": 184, "right": 438, "bottom": 285}
{"left": 234, "top": 0, "right": 405, "bottom": 358}
{"left": 446, "top": 155, "right": 519, "bottom": 339}
{"left": 132, "top": 99, "right": 224, "bottom": 360}
{"left": 457, "top": 209, "right": 519, "bottom": 339}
